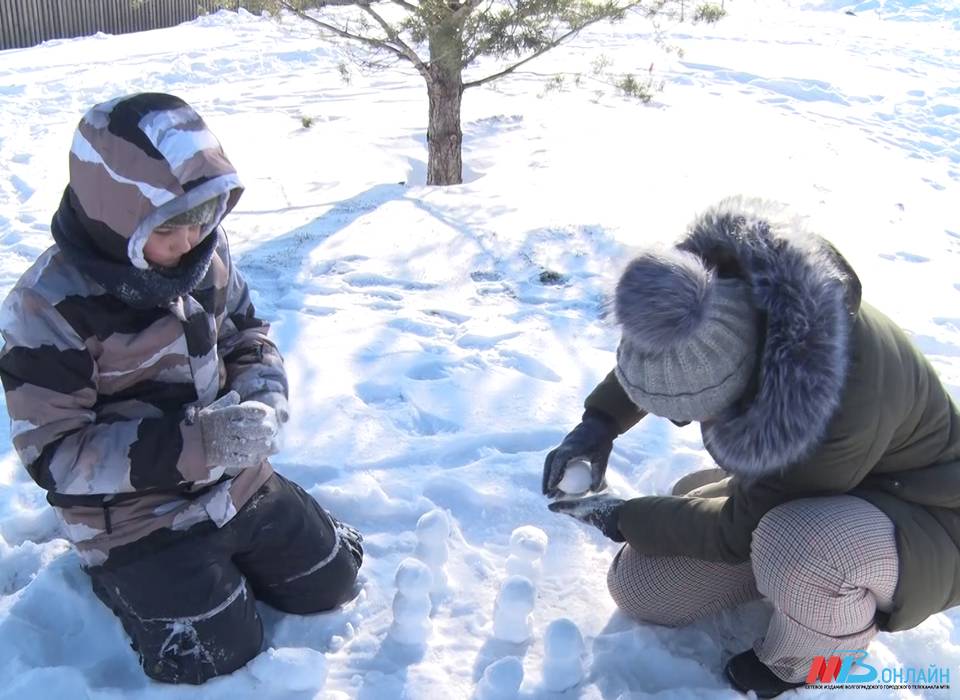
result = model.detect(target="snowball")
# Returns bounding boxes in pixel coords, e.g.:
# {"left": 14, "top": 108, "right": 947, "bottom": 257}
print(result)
{"left": 556, "top": 460, "right": 592, "bottom": 495}
{"left": 395, "top": 558, "right": 433, "bottom": 593}
{"left": 508, "top": 526, "right": 548, "bottom": 559}
{"left": 544, "top": 618, "right": 584, "bottom": 659}
{"left": 416, "top": 509, "right": 451, "bottom": 544}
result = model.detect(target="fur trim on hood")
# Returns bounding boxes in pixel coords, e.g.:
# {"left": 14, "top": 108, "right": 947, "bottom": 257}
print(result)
{"left": 672, "top": 197, "right": 862, "bottom": 477}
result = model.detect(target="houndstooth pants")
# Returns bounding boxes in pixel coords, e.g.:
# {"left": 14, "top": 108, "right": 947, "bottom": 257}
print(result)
{"left": 607, "top": 470, "right": 899, "bottom": 683}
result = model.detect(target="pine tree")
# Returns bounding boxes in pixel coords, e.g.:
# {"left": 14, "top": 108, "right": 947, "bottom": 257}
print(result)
{"left": 266, "top": 0, "right": 688, "bottom": 185}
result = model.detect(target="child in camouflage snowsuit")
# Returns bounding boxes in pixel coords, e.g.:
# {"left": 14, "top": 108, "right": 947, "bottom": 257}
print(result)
{"left": 0, "top": 93, "right": 363, "bottom": 684}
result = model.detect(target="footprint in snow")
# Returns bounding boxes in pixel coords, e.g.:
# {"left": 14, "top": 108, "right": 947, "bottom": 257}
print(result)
{"left": 934, "top": 318, "right": 960, "bottom": 332}
{"left": 497, "top": 350, "right": 561, "bottom": 382}
{"left": 406, "top": 361, "right": 453, "bottom": 381}
{"left": 405, "top": 408, "right": 459, "bottom": 436}
{"left": 355, "top": 381, "right": 404, "bottom": 407}
{"left": 344, "top": 272, "right": 436, "bottom": 291}
{"left": 9, "top": 175, "right": 34, "bottom": 202}
{"left": 368, "top": 301, "right": 402, "bottom": 312}
{"left": 386, "top": 318, "right": 452, "bottom": 339}
{"left": 366, "top": 289, "right": 404, "bottom": 301}
{"left": 879, "top": 251, "right": 930, "bottom": 263}
{"left": 423, "top": 309, "right": 470, "bottom": 324}
{"left": 456, "top": 332, "right": 522, "bottom": 350}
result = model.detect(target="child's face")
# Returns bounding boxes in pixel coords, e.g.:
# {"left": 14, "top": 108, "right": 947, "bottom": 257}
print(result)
{"left": 143, "top": 224, "right": 202, "bottom": 268}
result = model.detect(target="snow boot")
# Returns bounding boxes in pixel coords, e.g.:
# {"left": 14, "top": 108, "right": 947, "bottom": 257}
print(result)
{"left": 724, "top": 649, "right": 806, "bottom": 698}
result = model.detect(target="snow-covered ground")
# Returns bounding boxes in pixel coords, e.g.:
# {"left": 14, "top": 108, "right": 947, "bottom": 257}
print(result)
{"left": 1, "top": 1, "right": 959, "bottom": 697}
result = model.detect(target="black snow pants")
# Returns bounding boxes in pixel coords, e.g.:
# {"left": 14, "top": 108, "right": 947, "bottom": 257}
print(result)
{"left": 85, "top": 473, "right": 362, "bottom": 684}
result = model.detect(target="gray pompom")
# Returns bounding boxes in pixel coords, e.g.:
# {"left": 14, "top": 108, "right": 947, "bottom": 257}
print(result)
{"left": 614, "top": 249, "right": 713, "bottom": 353}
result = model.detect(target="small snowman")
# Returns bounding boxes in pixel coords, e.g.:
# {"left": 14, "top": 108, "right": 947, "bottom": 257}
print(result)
{"left": 492, "top": 575, "right": 536, "bottom": 644}
{"left": 415, "top": 508, "right": 451, "bottom": 595}
{"left": 389, "top": 558, "right": 434, "bottom": 645}
{"left": 542, "top": 618, "right": 586, "bottom": 692}
{"left": 505, "top": 526, "right": 548, "bottom": 582}
{"left": 474, "top": 656, "right": 524, "bottom": 700}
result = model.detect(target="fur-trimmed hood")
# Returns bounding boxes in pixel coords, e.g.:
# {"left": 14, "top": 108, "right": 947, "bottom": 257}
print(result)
{"left": 672, "top": 197, "right": 862, "bottom": 477}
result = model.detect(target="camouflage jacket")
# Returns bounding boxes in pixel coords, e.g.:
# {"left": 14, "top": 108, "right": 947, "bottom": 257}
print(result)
{"left": 0, "top": 94, "right": 286, "bottom": 566}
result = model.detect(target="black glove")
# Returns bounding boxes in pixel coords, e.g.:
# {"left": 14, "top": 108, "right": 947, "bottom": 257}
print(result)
{"left": 333, "top": 518, "right": 364, "bottom": 569}
{"left": 542, "top": 410, "right": 619, "bottom": 497}
{"left": 548, "top": 495, "right": 626, "bottom": 542}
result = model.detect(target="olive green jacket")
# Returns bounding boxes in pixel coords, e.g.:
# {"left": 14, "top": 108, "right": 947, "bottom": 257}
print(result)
{"left": 590, "top": 205, "right": 960, "bottom": 632}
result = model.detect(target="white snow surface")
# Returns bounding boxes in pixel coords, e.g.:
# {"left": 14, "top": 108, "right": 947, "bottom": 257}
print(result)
{"left": 249, "top": 646, "right": 328, "bottom": 691}
{"left": 1, "top": 1, "right": 960, "bottom": 697}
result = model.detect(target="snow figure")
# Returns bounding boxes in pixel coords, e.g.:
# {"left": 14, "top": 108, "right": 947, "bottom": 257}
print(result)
{"left": 473, "top": 656, "right": 524, "bottom": 700}
{"left": 415, "top": 508, "right": 451, "bottom": 595}
{"left": 492, "top": 575, "right": 536, "bottom": 643}
{"left": 542, "top": 618, "right": 586, "bottom": 692}
{"left": 505, "top": 525, "right": 548, "bottom": 582}
{"left": 389, "top": 558, "right": 434, "bottom": 645}
{"left": 556, "top": 459, "right": 592, "bottom": 496}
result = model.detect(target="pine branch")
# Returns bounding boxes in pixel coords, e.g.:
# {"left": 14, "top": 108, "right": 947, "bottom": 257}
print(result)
{"left": 463, "top": 15, "right": 607, "bottom": 90}
{"left": 277, "top": 0, "right": 413, "bottom": 66}
{"left": 357, "top": 2, "right": 429, "bottom": 74}
{"left": 459, "top": 0, "right": 497, "bottom": 65}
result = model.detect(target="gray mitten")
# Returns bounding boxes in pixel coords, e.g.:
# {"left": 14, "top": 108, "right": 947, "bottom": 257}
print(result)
{"left": 198, "top": 391, "right": 279, "bottom": 469}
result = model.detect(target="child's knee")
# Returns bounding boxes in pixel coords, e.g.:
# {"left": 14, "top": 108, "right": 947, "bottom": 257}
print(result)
{"left": 136, "top": 584, "right": 263, "bottom": 684}
{"left": 262, "top": 537, "right": 361, "bottom": 615}
{"left": 142, "top": 627, "right": 261, "bottom": 685}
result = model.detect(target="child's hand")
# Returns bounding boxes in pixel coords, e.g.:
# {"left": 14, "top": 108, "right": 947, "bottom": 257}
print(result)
{"left": 198, "top": 393, "right": 279, "bottom": 469}
{"left": 234, "top": 376, "right": 290, "bottom": 424}
{"left": 248, "top": 392, "right": 289, "bottom": 424}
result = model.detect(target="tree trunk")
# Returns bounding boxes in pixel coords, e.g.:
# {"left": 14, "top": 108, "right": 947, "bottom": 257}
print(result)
{"left": 426, "top": 21, "right": 464, "bottom": 186}
{"left": 426, "top": 68, "right": 463, "bottom": 186}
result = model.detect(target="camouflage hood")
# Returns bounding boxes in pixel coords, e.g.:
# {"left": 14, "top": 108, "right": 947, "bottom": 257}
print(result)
{"left": 63, "top": 92, "right": 243, "bottom": 269}
{"left": 0, "top": 98, "right": 282, "bottom": 562}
